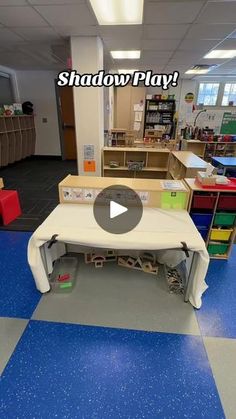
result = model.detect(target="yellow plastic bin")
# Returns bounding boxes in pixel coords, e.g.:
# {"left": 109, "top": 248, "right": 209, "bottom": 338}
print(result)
{"left": 210, "top": 229, "right": 233, "bottom": 242}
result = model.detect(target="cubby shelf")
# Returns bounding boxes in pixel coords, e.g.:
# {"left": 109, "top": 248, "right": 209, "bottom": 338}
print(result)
{"left": 185, "top": 178, "right": 236, "bottom": 260}
{"left": 102, "top": 147, "right": 170, "bottom": 179}
{"left": 0, "top": 115, "right": 36, "bottom": 167}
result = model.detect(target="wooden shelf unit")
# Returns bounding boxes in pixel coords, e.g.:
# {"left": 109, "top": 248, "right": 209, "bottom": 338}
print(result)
{"left": 181, "top": 139, "right": 236, "bottom": 161}
{"left": 102, "top": 147, "right": 170, "bottom": 179}
{"left": 185, "top": 178, "right": 236, "bottom": 259}
{"left": 168, "top": 151, "right": 208, "bottom": 180}
{"left": 0, "top": 115, "right": 36, "bottom": 167}
{"left": 144, "top": 99, "right": 176, "bottom": 137}
{"left": 59, "top": 175, "right": 190, "bottom": 210}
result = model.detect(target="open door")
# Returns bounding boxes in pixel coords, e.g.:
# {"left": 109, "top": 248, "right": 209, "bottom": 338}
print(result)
{"left": 56, "top": 85, "right": 77, "bottom": 160}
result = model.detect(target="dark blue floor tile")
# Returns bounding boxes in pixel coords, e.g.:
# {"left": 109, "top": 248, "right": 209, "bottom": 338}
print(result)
{"left": 196, "top": 245, "right": 236, "bottom": 339}
{"left": 0, "top": 321, "right": 224, "bottom": 419}
{"left": 0, "top": 231, "right": 41, "bottom": 318}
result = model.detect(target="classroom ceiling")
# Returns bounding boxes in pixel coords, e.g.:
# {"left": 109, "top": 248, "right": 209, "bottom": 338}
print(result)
{"left": 0, "top": 0, "right": 236, "bottom": 78}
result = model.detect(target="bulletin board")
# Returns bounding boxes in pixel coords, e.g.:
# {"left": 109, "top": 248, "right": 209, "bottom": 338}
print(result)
{"left": 220, "top": 112, "right": 236, "bottom": 135}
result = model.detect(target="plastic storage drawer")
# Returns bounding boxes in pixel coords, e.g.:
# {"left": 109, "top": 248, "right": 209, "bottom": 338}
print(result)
{"left": 214, "top": 213, "right": 236, "bottom": 227}
{"left": 190, "top": 213, "right": 213, "bottom": 228}
{"left": 210, "top": 229, "right": 233, "bottom": 241}
{"left": 217, "top": 195, "right": 236, "bottom": 211}
{"left": 208, "top": 243, "right": 229, "bottom": 255}
{"left": 192, "top": 194, "right": 217, "bottom": 210}
{"left": 198, "top": 227, "right": 209, "bottom": 241}
{"left": 50, "top": 256, "right": 78, "bottom": 292}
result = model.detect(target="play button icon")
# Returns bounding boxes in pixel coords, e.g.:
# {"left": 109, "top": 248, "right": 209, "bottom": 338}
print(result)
{"left": 110, "top": 201, "right": 128, "bottom": 219}
{"left": 93, "top": 185, "right": 143, "bottom": 234}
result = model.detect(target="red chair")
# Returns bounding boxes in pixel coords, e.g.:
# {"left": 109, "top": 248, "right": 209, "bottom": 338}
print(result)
{"left": 0, "top": 190, "right": 22, "bottom": 225}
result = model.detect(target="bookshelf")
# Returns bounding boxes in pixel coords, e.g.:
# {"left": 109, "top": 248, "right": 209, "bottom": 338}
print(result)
{"left": 143, "top": 99, "right": 176, "bottom": 138}
{"left": 0, "top": 115, "right": 36, "bottom": 167}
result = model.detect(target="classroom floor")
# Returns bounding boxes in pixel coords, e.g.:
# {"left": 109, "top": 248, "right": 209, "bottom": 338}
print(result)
{"left": 0, "top": 157, "right": 77, "bottom": 232}
{"left": 0, "top": 231, "right": 236, "bottom": 418}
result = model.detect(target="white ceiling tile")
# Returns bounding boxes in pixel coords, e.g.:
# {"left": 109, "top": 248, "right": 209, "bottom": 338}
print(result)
{"left": 0, "top": 0, "right": 27, "bottom": 4}
{"left": 12, "top": 26, "right": 61, "bottom": 41}
{"left": 178, "top": 39, "right": 219, "bottom": 52}
{"left": 141, "top": 39, "right": 180, "bottom": 50}
{"left": 35, "top": 4, "right": 96, "bottom": 26}
{"left": 0, "top": 6, "right": 48, "bottom": 27}
{"left": 0, "top": 27, "right": 25, "bottom": 42}
{"left": 186, "top": 23, "right": 236, "bottom": 40}
{"left": 99, "top": 26, "right": 143, "bottom": 40}
{"left": 110, "top": 59, "right": 141, "bottom": 68}
{"left": 214, "top": 38, "right": 236, "bottom": 49}
{"left": 29, "top": 0, "right": 84, "bottom": 3}
{"left": 55, "top": 25, "right": 98, "bottom": 37}
{"left": 144, "top": 2, "right": 205, "bottom": 24}
{"left": 228, "top": 29, "right": 236, "bottom": 39}
{"left": 142, "top": 50, "right": 172, "bottom": 60}
{"left": 143, "top": 24, "right": 189, "bottom": 40}
{"left": 197, "top": 2, "right": 236, "bottom": 24}
{"left": 103, "top": 38, "right": 141, "bottom": 50}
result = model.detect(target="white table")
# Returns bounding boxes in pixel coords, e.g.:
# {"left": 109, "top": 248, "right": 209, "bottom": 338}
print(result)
{"left": 28, "top": 204, "right": 209, "bottom": 309}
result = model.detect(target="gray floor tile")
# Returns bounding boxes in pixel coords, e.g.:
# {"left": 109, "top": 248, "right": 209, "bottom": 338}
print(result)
{"left": 0, "top": 318, "right": 28, "bottom": 375}
{"left": 33, "top": 260, "right": 200, "bottom": 335}
{"left": 204, "top": 337, "right": 236, "bottom": 419}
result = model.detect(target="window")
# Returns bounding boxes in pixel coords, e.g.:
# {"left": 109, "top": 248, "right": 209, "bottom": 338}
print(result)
{"left": 222, "top": 83, "right": 236, "bottom": 106}
{"left": 0, "top": 72, "right": 14, "bottom": 107}
{"left": 197, "top": 83, "right": 220, "bottom": 106}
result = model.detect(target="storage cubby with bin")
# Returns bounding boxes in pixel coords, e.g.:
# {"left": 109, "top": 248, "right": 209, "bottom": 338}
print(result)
{"left": 102, "top": 147, "right": 170, "bottom": 179}
{"left": 0, "top": 115, "right": 36, "bottom": 167}
{"left": 185, "top": 178, "right": 236, "bottom": 259}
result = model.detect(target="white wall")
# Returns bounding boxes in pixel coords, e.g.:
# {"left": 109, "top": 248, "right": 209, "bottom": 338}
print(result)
{"left": 16, "top": 70, "right": 61, "bottom": 156}
{"left": 71, "top": 36, "right": 104, "bottom": 176}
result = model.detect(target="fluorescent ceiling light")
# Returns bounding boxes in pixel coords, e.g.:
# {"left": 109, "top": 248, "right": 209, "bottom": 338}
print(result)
{"left": 89, "top": 0, "right": 144, "bottom": 25}
{"left": 111, "top": 50, "right": 141, "bottom": 59}
{"left": 204, "top": 50, "right": 236, "bottom": 59}
{"left": 118, "top": 69, "right": 138, "bottom": 74}
{"left": 185, "top": 69, "right": 210, "bottom": 74}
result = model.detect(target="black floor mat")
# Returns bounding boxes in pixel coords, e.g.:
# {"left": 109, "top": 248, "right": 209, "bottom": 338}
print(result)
{"left": 0, "top": 157, "right": 77, "bottom": 232}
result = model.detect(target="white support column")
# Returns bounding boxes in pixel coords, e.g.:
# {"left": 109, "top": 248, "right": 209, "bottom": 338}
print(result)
{"left": 70, "top": 36, "right": 104, "bottom": 176}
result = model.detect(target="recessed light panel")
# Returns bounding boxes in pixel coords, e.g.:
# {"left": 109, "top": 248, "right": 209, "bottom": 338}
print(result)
{"left": 89, "top": 0, "right": 144, "bottom": 25}
{"left": 111, "top": 50, "right": 141, "bottom": 59}
{"left": 185, "top": 69, "right": 210, "bottom": 74}
{"left": 204, "top": 50, "right": 236, "bottom": 59}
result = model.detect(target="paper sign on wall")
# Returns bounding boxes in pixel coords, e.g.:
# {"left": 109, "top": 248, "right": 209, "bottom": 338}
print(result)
{"left": 135, "top": 111, "right": 143, "bottom": 122}
{"left": 84, "top": 160, "right": 96, "bottom": 172}
{"left": 84, "top": 144, "right": 95, "bottom": 160}
{"left": 134, "top": 103, "right": 144, "bottom": 112}
{"left": 133, "top": 121, "right": 141, "bottom": 131}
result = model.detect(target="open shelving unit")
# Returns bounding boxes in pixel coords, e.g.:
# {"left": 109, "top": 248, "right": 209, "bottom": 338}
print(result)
{"left": 181, "top": 139, "right": 236, "bottom": 161}
{"left": 143, "top": 99, "right": 176, "bottom": 137}
{"left": 102, "top": 147, "right": 170, "bottom": 179}
{"left": 185, "top": 178, "right": 236, "bottom": 260}
{"left": 0, "top": 115, "right": 36, "bottom": 167}
{"left": 168, "top": 151, "right": 208, "bottom": 179}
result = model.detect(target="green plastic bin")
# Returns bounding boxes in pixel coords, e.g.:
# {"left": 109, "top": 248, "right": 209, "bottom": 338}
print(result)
{"left": 208, "top": 243, "right": 229, "bottom": 255}
{"left": 214, "top": 213, "right": 236, "bottom": 227}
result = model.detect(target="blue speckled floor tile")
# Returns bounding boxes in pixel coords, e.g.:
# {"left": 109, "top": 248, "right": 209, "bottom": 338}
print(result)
{"left": 0, "top": 231, "right": 41, "bottom": 318}
{"left": 0, "top": 320, "right": 224, "bottom": 419}
{"left": 196, "top": 246, "right": 236, "bottom": 339}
